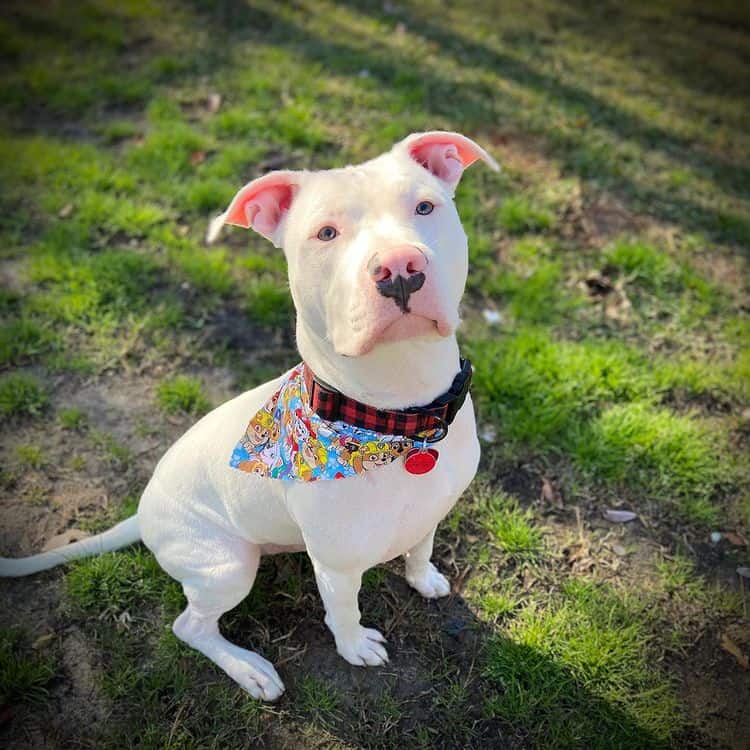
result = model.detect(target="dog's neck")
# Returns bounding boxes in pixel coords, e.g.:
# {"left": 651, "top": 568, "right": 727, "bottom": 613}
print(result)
{"left": 296, "top": 317, "right": 461, "bottom": 410}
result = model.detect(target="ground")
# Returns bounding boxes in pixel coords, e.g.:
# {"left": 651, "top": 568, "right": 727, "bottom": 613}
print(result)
{"left": 0, "top": 1, "right": 749, "bottom": 748}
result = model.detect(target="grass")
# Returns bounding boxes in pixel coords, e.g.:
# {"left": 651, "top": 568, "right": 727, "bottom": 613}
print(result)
{"left": 499, "top": 195, "right": 554, "bottom": 235}
{"left": 0, "top": 317, "right": 54, "bottom": 367}
{"left": 483, "top": 581, "right": 679, "bottom": 749}
{"left": 0, "top": 373, "right": 48, "bottom": 418}
{"left": 89, "top": 430, "right": 132, "bottom": 467}
{"left": 66, "top": 547, "right": 180, "bottom": 616}
{"left": 467, "top": 574, "right": 520, "bottom": 621}
{"left": 245, "top": 278, "right": 295, "bottom": 326}
{"left": 469, "top": 329, "right": 738, "bottom": 522}
{"left": 15, "top": 444, "right": 45, "bottom": 470}
{"left": 156, "top": 375, "right": 211, "bottom": 416}
{"left": 0, "top": 628, "right": 56, "bottom": 707}
{"left": 604, "top": 239, "right": 673, "bottom": 287}
{"left": 576, "top": 402, "right": 726, "bottom": 521}
{"left": 58, "top": 407, "right": 87, "bottom": 431}
{"left": 480, "top": 492, "right": 544, "bottom": 560}
{"left": 297, "top": 676, "right": 341, "bottom": 722}
{"left": 0, "top": 0, "right": 748, "bottom": 748}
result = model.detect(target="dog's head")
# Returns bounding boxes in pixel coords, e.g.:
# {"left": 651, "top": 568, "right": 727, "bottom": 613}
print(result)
{"left": 208, "top": 132, "right": 497, "bottom": 357}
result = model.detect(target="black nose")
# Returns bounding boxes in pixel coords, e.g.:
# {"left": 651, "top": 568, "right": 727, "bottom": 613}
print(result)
{"left": 376, "top": 272, "right": 425, "bottom": 313}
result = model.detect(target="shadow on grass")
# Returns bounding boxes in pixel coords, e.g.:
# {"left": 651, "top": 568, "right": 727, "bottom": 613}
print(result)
{"left": 38, "top": 549, "right": 676, "bottom": 750}
{"left": 349, "top": 0, "right": 750, "bottom": 199}
{"left": 557, "top": 0, "right": 750, "bottom": 99}
{"left": 5, "top": 0, "right": 748, "bottom": 247}
{"left": 185, "top": 0, "right": 750, "bottom": 250}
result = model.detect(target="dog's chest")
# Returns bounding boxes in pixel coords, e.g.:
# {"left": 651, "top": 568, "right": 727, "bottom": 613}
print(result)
{"left": 284, "top": 398, "right": 479, "bottom": 568}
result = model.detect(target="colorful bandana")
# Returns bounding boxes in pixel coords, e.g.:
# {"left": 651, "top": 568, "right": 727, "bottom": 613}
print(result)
{"left": 229, "top": 365, "right": 417, "bottom": 482}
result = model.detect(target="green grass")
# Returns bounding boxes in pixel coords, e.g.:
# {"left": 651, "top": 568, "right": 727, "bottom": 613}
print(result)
{"left": 66, "top": 548, "right": 180, "bottom": 616}
{"left": 297, "top": 676, "right": 341, "bottom": 720}
{"left": 483, "top": 581, "right": 679, "bottom": 749}
{"left": 480, "top": 492, "right": 544, "bottom": 560}
{"left": 245, "top": 278, "right": 295, "bottom": 326}
{"left": 467, "top": 574, "right": 520, "bottom": 621}
{"left": 58, "top": 407, "right": 87, "bottom": 431}
{"left": 27, "top": 250, "right": 162, "bottom": 325}
{"left": 0, "top": 373, "right": 48, "bottom": 418}
{"left": 89, "top": 430, "right": 132, "bottom": 467}
{"left": 15, "top": 444, "right": 45, "bottom": 469}
{"left": 469, "top": 329, "right": 737, "bottom": 522}
{"left": 156, "top": 375, "right": 211, "bottom": 416}
{"left": 499, "top": 195, "right": 554, "bottom": 235}
{"left": 0, "top": 628, "right": 56, "bottom": 707}
{"left": 484, "top": 258, "right": 582, "bottom": 324}
{"left": 0, "top": 317, "right": 54, "bottom": 366}
{"left": 169, "top": 242, "right": 235, "bottom": 295}
{"left": 576, "top": 402, "right": 726, "bottom": 522}
{"left": 0, "top": 0, "right": 748, "bottom": 748}
{"left": 604, "top": 239, "right": 673, "bottom": 287}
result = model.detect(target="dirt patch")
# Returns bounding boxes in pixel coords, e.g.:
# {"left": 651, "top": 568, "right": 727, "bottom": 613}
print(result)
{"left": 0, "top": 367, "right": 236, "bottom": 558}
{"left": 491, "top": 131, "right": 557, "bottom": 174}
{"left": 0, "top": 365, "right": 238, "bottom": 749}
{"left": 282, "top": 572, "right": 520, "bottom": 749}
{"left": 672, "top": 627, "right": 750, "bottom": 750}
{"left": 558, "top": 189, "right": 648, "bottom": 249}
{"left": 0, "top": 575, "right": 109, "bottom": 750}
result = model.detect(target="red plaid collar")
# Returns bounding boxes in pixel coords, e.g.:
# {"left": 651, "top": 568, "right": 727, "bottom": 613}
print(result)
{"left": 302, "top": 358, "right": 472, "bottom": 443}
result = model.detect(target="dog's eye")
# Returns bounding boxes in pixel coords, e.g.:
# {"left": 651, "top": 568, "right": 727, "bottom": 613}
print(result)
{"left": 317, "top": 225, "right": 338, "bottom": 241}
{"left": 415, "top": 200, "right": 434, "bottom": 215}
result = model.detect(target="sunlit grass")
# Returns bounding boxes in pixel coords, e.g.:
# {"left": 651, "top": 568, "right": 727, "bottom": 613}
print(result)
{"left": 483, "top": 580, "right": 679, "bottom": 748}
{"left": 156, "top": 375, "right": 211, "bottom": 416}
{"left": 499, "top": 195, "right": 554, "bottom": 235}
{"left": 479, "top": 492, "right": 544, "bottom": 560}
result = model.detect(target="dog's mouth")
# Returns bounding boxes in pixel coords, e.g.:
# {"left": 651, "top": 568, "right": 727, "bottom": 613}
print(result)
{"left": 351, "top": 312, "right": 450, "bottom": 356}
{"left": 380, "top": 313, "right": 439, "bottom": 340}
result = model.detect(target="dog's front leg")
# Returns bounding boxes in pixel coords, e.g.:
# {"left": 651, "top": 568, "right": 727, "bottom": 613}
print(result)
{"left": 309, "top": 557, "right": 389, "bottom": 666}
{"left": 404, "top": 526, "right": 451, "bottom": 599}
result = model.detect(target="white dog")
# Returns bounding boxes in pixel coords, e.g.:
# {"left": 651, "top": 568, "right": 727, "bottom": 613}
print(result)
{"left": 0, "top": 132, "right": 498, "bottom": 701}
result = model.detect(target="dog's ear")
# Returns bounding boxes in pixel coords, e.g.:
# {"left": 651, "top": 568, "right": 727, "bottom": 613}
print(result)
{"left": 206, "top": 170, "right": 299, "bottom": 247}
{"left": 398, "top": 131, "right": 499, "bottom": 186}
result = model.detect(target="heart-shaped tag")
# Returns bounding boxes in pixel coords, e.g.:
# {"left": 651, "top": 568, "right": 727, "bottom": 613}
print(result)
{"left": 404, "top": 447, "right": 439, "bottom": 475}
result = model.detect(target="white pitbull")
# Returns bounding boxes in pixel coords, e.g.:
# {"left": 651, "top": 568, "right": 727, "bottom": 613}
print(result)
{"left": 0, "top": 132, "right": 498, "bottom": 701}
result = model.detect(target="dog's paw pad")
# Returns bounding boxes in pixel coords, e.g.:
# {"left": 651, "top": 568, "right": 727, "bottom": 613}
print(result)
{"left": 406, "top": 563, "right": 451, "bottom": 599}
{"left": 336, "top": 626, "right": 389, "bottom": 667}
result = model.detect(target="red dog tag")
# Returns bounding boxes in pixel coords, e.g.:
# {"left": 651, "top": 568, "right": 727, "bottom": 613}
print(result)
{"left": 404, "top": 447, "right": 439, "bottom": 475}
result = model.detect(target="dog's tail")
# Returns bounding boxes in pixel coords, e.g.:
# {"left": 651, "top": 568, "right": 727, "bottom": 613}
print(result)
{"left": 0, "top": 516, "right": 141, "bottom": 577}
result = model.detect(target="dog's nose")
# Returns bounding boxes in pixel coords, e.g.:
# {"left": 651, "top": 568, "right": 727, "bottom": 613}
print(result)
{"left": 368, "top": 245, "right": 426, "bottom": 283}
{"left": 368, "top": 245, "right": 426, "bottom": 313}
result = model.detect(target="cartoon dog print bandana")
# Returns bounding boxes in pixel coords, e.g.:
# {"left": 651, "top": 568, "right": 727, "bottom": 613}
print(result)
{"left": 229, "top": 365, "right": 417, "bottom": 482}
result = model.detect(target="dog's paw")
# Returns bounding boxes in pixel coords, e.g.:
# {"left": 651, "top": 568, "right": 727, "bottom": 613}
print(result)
{"left": 406, "top": 562, "right": 451, "bottom": 599}
{"left": 335, "top": 626, "right": 389, "bottom": 667}
{"left": 173, "top": 610, "right": 285, "bottom": 701}
{"left": 218, "top": 647, "right": 286, "bottom": 701}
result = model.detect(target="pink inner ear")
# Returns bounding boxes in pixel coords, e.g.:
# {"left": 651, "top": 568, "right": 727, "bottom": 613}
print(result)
{"left": 225, "top": 175, "right": 294, "bottom": 237}
{"left": 408, "top": 133, "right": 487, "bottom": 183}
{"left": 411, "top": 142, "right": 464, "bottom": 182}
